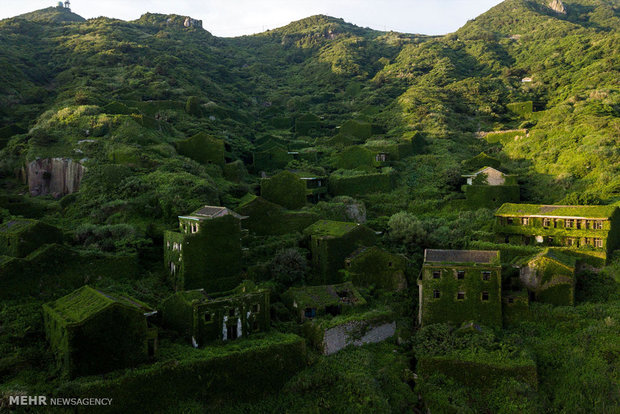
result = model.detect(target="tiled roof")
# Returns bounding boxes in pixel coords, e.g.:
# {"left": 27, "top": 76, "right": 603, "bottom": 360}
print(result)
{"left": 424, "top": 249, "right": 499, "bottom": 264}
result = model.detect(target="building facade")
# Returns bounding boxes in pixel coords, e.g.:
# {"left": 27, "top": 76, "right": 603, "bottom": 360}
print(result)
{"left": 495, "top": 203, "right": 620, "bottom": 261}
{"left": 418, "top": 249, "right": 502, "bottom": 327}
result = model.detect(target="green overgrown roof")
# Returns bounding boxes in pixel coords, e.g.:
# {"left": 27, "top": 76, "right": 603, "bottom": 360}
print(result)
{"left": 44, "top": 286, "right": 153, "bottom": 326}
{"left": 0, "top": 219, "right": 38, "bottom": 234}
{"left": 285, "top": 282, "right": 365, "bottom": 309}
{"left": 531, "top": 248, "right": 576, "bottom": 269}
{"left": 496, "top": 203, "right": 617, "bottom": 219}
{"left": 304, "top": 220, "right": 361, "bottom": 238}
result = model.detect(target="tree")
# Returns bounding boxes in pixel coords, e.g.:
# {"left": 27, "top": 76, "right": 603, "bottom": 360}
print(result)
{"left": 270, "top": 248, "right": 307, "bottom": 286}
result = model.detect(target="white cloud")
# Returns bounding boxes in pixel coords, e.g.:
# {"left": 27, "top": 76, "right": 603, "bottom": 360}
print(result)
{"left": 1, "top": 0, "right": 503, "bottom": 37}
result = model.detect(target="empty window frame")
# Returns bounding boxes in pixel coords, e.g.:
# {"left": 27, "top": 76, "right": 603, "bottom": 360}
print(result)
{"left": 481, "top": 291, "right": 490, "bottom": 301}
{"left": 521, "top": 217, "right": 530, "bottom": 225}
{"left": 457, "top": 270, "right": 465, "bottom": 280}
{"left": 565, "top": 219, "right": 574, "bottom": 228}
{"left": 594, "top": 238, "right": 603, "bottom": 248}
{"left": 204, "top": 312, "right": 212, "bottom": 323}
{"left": 593, "top": 221, "right": 604, "bottom": 230}
{"left": 433, "top": 289, "right": 440, "bottom": 299}
{"left": 432, "top": 270, "right": 441, "bottom": 279}
{"left": 252, "top": 304, "right": 260, "bottom": 313}
{"left": 482, "top": 271, "right": 492, "bottom": 281}
{"left": 457, "top": 291, "right": 465, "bottom": 300}
{"left": 543, "top": 218, "right": 551, "bottom": 228}
{"left": 506, "top": 217, "right": 514, "bottom": 225}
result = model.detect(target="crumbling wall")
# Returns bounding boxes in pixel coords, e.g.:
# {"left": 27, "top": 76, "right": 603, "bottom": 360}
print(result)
{"left": 27, "top": 158, "right": 85, "bottom": 197}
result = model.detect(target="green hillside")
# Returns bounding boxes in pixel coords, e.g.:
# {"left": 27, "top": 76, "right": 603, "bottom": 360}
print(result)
{"left": 0, "top": 0, "right": 619, "bottom": 412}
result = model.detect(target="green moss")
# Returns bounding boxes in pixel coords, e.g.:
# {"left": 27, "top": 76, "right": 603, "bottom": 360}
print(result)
{"left": 283, "top": 281, "right": 366, "bottom": 320}
{"left": 0, "top": 219, "right": 63, "bottom": 258}
{"left": 304, "top": 220, "right": 361, "bottom": 238}
{"left": 463, "top": 185, "right": 520, "bottom": 209}
{"left": 462, "top": 152, "right": 501, "bottom": 172}
{"left": 334, "top": 146, "right": 378, "bottom": 170}
{"left": 328, "top": 170, "right": 395, "bottom": 196}
{"left": 507, "top": 101, "right": 534, "bottom": 116}
{"left": 260, "top": 171, "right": 306, "bottom": 210}
{"left": 295, "top": 114, "right": 321, "bottom": 136}
{"left": 482, "top": 129, "right": 527, "bottom": 144}
{"left": 252, "top": 145, "right": 292, "bottom": 171}
{"left": 176, "top": 132, "right": 225, "bottom": 166}
{"left": 496, "top": 203, "right": 617, "bottom": 218}
{"left": 346, "top": 246, "right": 408, "bottom": 290}
{"left": 339, "top": 119, "right": 372, "bottom": 140}
{"left": 502, "top": 290, "right": 530, "bottom": 326}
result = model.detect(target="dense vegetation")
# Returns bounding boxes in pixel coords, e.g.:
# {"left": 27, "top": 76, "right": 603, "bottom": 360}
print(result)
{"left": 0, "top": 0, "right": 619, "bottom": 412}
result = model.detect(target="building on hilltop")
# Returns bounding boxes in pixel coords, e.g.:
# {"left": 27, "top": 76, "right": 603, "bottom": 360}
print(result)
{"left": 164, "top": 206, "right": 246, "bottom": 292}
{"left": 461, "top": 166, "right": 519, "bottom": 208}
{"left": 43, "top": 286, "right": 157, "bottom": 378}
{"left": 304, "top": 220, "right": 377, "bottom": 284}
{"left": 495, "top": 203, "right": 620, "bottom": 262}
{"left": 283, "top": 282, "right": 366, "bottom": 322}
{"left": 418, "top": 249, "right": 502, "bottom": 327}
{"left": 160, "top": 282, "right": 269, "bottom": 347}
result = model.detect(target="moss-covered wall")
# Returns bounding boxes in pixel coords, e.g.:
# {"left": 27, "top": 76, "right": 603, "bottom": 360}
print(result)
{"left": 0, "top": 244, "right": 139, "bottom": 299}
{"left": 463, "top": 185, "right": 519, "bottom": 209}
{"left": 527, "top": 256, "right": 575, "bottom": 306}
{"left": 502, "top": 291, "right": 530, "bottom": 327}
{"left": 0, "top": 219, "right": 63, "bottom": 258}
{"left": 176, "top": 132, "right": 225, "bottom": 166}
{"left": 237, "top": 196, "right": 319, "bottom": 236}
{"left": 261, "top": 171, "right": 307, "bottom": 210}
{"left": 335, "top": 146, "right": 378, "bottom": 170}
{"left": 419, "top": 264, "right": 502, "bottom": 327}
{"left": 309, "top": 225, "right": 377, "bottom": 284}
{"left": 295, "top": 114, "right": 321, "bottom": 136}
{"left": 55, "top": 333, "right": 307, "bottom": 413}
{"left": 507, "top": 101, "right": 534, "bottom": 116}
{"left": 43, "top": 303, "right": 149, "bottom": 378}
{"left": 328, "top": 171, "right": 394, "bottom": 196}
{"left": 222, "top": 160, "right": 247, "bottom": 183}
{"left": 339, "top": 120, "right": 372, "bottom": 140}
{"left": 252, "top": 146, "right": 292, "bottom": 171}
{"left": 347, "top": 247, "right": 407, "bottom": 290}
{"left": 164, "top": 215, "right": 242, "bottom": 292}
{"left": 462, "top": 152, "right": 501, "bottom": 172}
{"left": 417, "top": 355, "right": 538, "bottom": 390}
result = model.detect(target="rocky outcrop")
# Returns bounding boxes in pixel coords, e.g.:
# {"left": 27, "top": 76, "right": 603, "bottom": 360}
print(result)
{"left": 549, "top": 0, "right": 567, "bottom": 14}
{"left": 184, "top": 17, "right": 202, "bottom": 28}
{"left": 27, "top": 158, "right": 85, "bottom": 198}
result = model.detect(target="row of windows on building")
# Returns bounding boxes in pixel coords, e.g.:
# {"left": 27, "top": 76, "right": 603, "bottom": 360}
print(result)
{"left": 432, "top": 290, "right": 491, "bottom": 301}
{"left": 202, "top": 304, "right": 261, "bottom": 323}
{"left": 181, "top": 222, "right": 201, "bottom": 234}
{"left": 166, "top": 241, "right": 183, "bottom": 252}
{"left": 431, "top": 270, "right": 493, "bottom": 280}
{"left": 505, "top": 217, "right": 604, "bottom": 230}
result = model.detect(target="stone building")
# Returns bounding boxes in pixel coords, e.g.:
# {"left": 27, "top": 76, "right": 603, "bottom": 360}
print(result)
{"left": 345, "top": 246, "right": 408, "bottom": 291}
{"left": 43, "top": 286, "right": 157, "bottom": 378}
{"left": 495, "top": 203, "right": 620, "bottom": 261}
{"left": 461, "top": 166, "right": 519, "bottom": 208}
{"left": 164, "top": 206, "right": 246, "bottom": 292}
{"left": 418, "top": 249, "right": 502, "bottom": 327}
{"left": 27, "top": 158, "right": 85, "bottom": 198}
{"left": 160, "top": 282, "right": 269, "bottom": 347}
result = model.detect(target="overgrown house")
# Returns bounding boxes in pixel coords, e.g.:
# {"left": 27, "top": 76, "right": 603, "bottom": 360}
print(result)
{"left": 495, "top": 203, "right": 620, "bottom": 261}
{"left": 283, "top": 282, "right": 366, "bottom": 322}
{"left": 43, "top": 286, "right": 158, "bottom": 378}
{"left": 461, "top": 166, "right": 519, "bottom": 208}
{"left": 304, "top": 220, "right": 377, "bottom": 284}
{"left": 160, "top": 282, "right": 269, "bottom": 347}
{"left": 164, "top": 206, "right": 246, "bottom": 292}
{"left": 418, "top": 249, "right": 502, "bottom": 327}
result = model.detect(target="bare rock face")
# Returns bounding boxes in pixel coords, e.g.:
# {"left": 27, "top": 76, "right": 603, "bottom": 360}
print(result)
{"left": 27, "top": 158, "right": 85, "bottom": 198}
{"left": 184, "top": 17, "right": 202, "bottom": 28}
{"left": 549, "top": 0, "right": 567, "bottom": 14}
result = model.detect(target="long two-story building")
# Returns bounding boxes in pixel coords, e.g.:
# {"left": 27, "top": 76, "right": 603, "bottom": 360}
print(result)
{"left": 495, "top": 203, "right": 620, "bottom": 261}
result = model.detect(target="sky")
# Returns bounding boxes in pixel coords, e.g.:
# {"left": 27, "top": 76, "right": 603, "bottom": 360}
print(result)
{"left": 1, "top": 0, "right": 504, "bottom": 37}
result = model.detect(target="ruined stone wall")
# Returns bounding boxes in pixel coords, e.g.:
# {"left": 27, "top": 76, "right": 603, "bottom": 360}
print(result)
{"left": 322, "top": 321, "right": 396, "bottom": 355}
{"left": 27, "top": 158, "right": 85, "bottom": 197}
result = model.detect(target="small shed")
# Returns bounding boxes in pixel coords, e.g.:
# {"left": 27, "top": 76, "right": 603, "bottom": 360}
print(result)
{"left": 43, "top": 286, "right": 157, "bottom": 378}
{"left": 519, "top": 249, "right": 576, "bottom": 306}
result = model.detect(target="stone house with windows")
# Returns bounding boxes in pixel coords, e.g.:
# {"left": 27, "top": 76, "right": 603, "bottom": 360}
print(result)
{"left": 461, "top": 167, "right": 519, "bottom": 208}
{"left": 43, "top": 286, "right": 158, "bottom": 378}
{"left": 160, "top": 283, "right": 269, "bottom": 347}
{"left": 304, "top": 220, "right": 377, "bottom": 284}
{"left": 164, "top": 206, "right": 246, "bottom": 292}
{"left": 495, "top": 203, "right": 620, "bottom": 262}
{"left": 283, "top": 282, "right": 366, "bottom": 322}
{"left": 418, "top": 249, "right": 502, "bottom": 327}
{"left": 299, "top": 173, "right": 328, "bottom": 204}
{"left": 462, "top": 166, "right": 510, "bottom": 186}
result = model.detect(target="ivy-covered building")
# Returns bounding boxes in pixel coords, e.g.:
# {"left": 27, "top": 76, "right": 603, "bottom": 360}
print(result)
{"left": 236, "top": 195, "right": 319, "bottom": 236}
{"left": 495, "top": 203, "right": 620, "bottom": 261}
{"left": 283, "top": 282, "right": 366, "bottom": 322}
{"left": 260, "top": 170, "right": 307, "bottom": 210}
{"left": 164, "top": 206, "right": 246, "bottom": 292}
{"left": 160, "top": 282, "right": 270, "bottom": 347}
{"left": 519, "top": 248, "right": 576, "bottom": 306}
{"left": 298, "top": 173, "right": 328, "bottom": 203}
{"left": 461, "top": 166, "right": 519, "bottom": 208}
{"left": 42, "top": 285, "right": 158, "bottom": 378}
{"left": 0, "top": 219, "right": 63, "bottom": 258}
{"left": 345, "top": 246, "right": 408, "bottom": 291}
{"left": 304, "top": 220, "right": 377, "bottom": 283}
{"left": 418, "top": 249, "right": 502, "bottom": 327}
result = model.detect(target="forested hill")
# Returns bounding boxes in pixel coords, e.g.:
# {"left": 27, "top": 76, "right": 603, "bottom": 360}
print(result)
{"left": 0, "top": 0, "right": 618, "bottom": 230}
